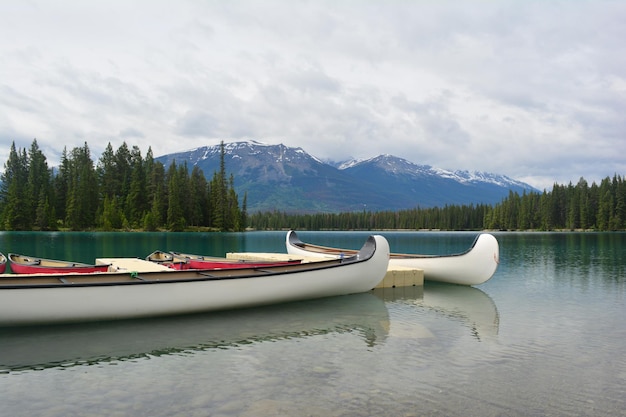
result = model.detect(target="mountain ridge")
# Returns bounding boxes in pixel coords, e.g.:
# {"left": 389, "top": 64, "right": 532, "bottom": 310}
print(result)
{"left": 155, "top": 140, "right": 537, "bottom": 213}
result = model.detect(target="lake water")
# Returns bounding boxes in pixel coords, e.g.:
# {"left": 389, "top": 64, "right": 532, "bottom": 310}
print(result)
{"left": 1, "top": 231, "right": 625, "bottom": 416}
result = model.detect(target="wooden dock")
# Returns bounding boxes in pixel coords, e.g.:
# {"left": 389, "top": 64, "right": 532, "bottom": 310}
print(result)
{"left": 226, "top": 252, "right": 424, "bottom": 288}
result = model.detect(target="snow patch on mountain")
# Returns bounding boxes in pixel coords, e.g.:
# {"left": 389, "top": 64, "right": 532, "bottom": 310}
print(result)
{"left": 155, "top": 140, "right": 538, "bottom": 212}
{"left": 341, "top": 154, "right": 535, "bottom": 191}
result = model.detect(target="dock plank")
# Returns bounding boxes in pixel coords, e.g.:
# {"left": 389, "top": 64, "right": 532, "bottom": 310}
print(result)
{"left": 96, "top": 258, "right": 173, "bottom": 273}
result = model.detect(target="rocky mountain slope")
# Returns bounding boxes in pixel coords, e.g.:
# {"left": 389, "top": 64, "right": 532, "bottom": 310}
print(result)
{"left": 156, "top": 141, "right": 536, "bottom": 213}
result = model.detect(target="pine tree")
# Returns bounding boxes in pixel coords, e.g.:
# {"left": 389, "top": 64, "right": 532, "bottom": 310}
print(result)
{"left": 65, "top": 143, "right": 98, "bottom": 230}
{"left": 97, "top": 143, "right": 117, "bottom": 200}
{"left": 189, "top": 166, "right": 208, "bottom": 226}
{"left": 114, "top": 142, "right": 132, "bottom": 216}
{"left": 210, "top": 142, "right": 228, "bottom": 230}
{"left": 148, "top": 161, "right": 166, "bottom": 229}
{"left": 126, "top": 146, "right": 147, "bottom": 227}
{"left": 240, "top": 192, "right": 248, "bottom": 231}
{"left": 166, "top": 161, "right": 186, "bottom": 231}
{"left": 26, "top": 139, "right": 51, "bottom": 228}
{"left": 0, "top": 143, "right": 29, "bottom": 230}
{"left": 53, "top": 147, "right": 70, "bottom": 224}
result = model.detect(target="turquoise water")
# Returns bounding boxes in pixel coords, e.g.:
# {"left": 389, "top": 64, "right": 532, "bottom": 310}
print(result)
{"left": 1, "top": 231, "right": 625, "bottom": 416}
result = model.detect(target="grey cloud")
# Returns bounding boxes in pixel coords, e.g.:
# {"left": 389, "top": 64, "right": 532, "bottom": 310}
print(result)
{"left": 390, "top": 93, "right": 470, "bottom": 146}
{"left": 0, "top": 85, "right": 41, "bottom": 113}
{"left": 175, "top": 110, "right": 219, "bottom": 137}
{"left": 119, "top": 128, "right": 145, "bottom": 139}
{"left": 283, "top": 68, "right": 341, "bottom": 95}
{"left": 1, "top": 0, "right": 625, "bottom": 190}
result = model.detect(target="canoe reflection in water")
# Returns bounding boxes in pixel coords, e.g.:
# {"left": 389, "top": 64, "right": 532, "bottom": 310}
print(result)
{"left": 1, "top": 283, "right": 499, "bottom": 373}
{"left": 373, "top": 283, "right": 500, "bottom": 342}
{"left": 0, "top": 292, "right": 391, "bottom": 373}
{"left": 421, "top": 283, "right": 500, "bottom": 342}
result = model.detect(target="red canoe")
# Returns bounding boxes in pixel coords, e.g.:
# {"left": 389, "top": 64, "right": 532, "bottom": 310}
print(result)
{"left": 0, "top": 253, "right": 6, "bottom": 274}
{"left": 8, "top": 253, "right": 110, "bottom": 274}
{"left": 145, "top": 250, "right": 189, "bottom": 270}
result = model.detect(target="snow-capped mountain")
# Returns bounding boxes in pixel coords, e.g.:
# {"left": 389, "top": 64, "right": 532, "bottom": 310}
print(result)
{"left": 156, "top": 141, "right": 537, "bottom": 213}
{"left": 341, "top": 154, "right": 533, "bottom": 190}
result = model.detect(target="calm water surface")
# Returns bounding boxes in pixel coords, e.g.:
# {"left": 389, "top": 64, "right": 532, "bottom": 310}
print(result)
{"left": 1, "top": 231, "right": 625, "bottom": 416}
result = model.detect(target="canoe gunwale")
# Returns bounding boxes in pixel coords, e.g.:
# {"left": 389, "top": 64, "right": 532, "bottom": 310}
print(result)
{"left": 7, "top": 253, "right": 112, "bottom": 274}
{"left": 0, "top": 235, "right": 379, "bottom": 290}
{"left": 287, "top": 230, "right": 480, "bottom": 260}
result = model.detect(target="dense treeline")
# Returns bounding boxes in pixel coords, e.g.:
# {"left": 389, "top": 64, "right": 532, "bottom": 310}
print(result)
{"left": 3, "top": 138, "right": 624, "bottom": 233}
{"left": 0, "top": 139, "right": 246, "bottom": 231}
{"left": 248, "top": 204, "right": 492, "bottom": 231}
{"left": 485, "top": 176, "right": 626, "bottom": 231}
{"left": 248, "top": 175, "right": 626, "bottom": 231}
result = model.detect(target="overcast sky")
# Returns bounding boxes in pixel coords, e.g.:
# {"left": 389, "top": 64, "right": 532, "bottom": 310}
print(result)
{"left": 1, "top": 0, "right": 624, "bottom": 190}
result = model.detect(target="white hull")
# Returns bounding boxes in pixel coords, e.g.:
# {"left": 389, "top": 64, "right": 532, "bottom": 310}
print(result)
{"left": 0, "top": 235, "right": 390, "bottom": 326}
{"left": 286, "top": 231, "right": 499, "bottom": 286}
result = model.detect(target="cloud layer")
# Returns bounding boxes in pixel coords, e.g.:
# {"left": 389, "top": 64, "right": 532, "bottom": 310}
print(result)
{"left": 1, "top": 0, "right": 624, "bottom": 190}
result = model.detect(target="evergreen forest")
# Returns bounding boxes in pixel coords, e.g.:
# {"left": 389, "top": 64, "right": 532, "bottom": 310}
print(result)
{"left": 0, "top": 140, "right": 247, "bottom": 232}
{"left": 2, "top": 139, "right": 625, "bottom": 232}
{"left": 249, "top": 176, "right": 626, "bottom": 231}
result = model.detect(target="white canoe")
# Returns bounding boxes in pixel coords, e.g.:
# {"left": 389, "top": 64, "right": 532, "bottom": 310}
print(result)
{"left": 286, "top": 231, "right": 499, "bottom": 286}
{"left": 0, "top": 235, "right": 390, "bottom": 327}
